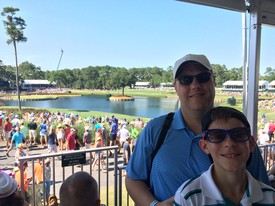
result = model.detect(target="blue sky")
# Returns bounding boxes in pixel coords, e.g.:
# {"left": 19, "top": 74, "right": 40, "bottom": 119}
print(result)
{"left": 1, "top": 1, "right": 275, "bottom": 75}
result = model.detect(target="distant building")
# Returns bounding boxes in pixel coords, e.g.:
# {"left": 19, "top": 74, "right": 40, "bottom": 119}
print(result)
{"left": 268, "top": 80, "right": 275, "bottom": 92}
{"left": 22, "top": 80, "right": 57, "bottom": 90}
{"left": 222, "top": 80, "right": 269, "bottom": 92}
{"left": 160, "top": 82, "right": 174, "bottom": 89}
{"left": 134, "top": 82, "right": 150, "bottom": 89}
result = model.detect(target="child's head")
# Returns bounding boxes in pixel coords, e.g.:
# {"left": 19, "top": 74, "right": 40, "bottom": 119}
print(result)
{"left": 200, "top": 107, "right": 256, "bottom": 171}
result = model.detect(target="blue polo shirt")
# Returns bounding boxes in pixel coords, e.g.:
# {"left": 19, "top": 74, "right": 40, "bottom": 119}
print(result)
{"left": 12, "top": 132, "right": 25, "bottom": 148}
{"left": 126, "top": 109, "right": 269, "bottom": 201}
{"left": 110, "top": 122, "right": 118, "bottom": 135}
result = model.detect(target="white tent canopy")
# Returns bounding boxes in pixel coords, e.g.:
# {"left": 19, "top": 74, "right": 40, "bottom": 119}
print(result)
{"left": 177, "top": 0, "right": 275, "bottom": 136}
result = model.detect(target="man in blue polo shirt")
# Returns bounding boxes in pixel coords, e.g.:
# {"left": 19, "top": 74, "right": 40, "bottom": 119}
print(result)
{"left": 125, "top": 54, "right": 269, "bottom": 205}
{"left": 6, "top": 126, "right": 28, "bottom": 157}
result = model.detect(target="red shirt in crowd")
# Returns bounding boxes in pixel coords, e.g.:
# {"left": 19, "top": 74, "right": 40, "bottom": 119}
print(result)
{"left": 67, "top": 132, "right": 76, "bottom": 150}
{"left": 269, "top": 123, "right": 275, "bottom": 132}
{"left": 4, "top": 121, "right": 12, "bottom": 132}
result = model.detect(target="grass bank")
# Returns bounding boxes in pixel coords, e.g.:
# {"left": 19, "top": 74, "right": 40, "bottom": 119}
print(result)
{"left": 0, "top": 106, "right": 151, "bottom": 122}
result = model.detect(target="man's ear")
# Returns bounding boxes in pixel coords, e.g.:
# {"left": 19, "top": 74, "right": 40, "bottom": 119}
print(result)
{"left": 199, "top": 139, "right": 210, "bottom": 154}
{"left": 249, "top": 136, "right": 256, "bottom": 152}
{"left": 173, "top": 81, "right": 178, "bottom": 92}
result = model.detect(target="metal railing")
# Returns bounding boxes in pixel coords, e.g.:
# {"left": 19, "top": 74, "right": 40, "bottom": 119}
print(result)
{"left": 259, "top": 143, "right": 275, "bottom": 171}
{"left": 17, "top": 143, "right": 274, "bottom": 206}
{"left": 18, "top": 146, "right": 121, "bottom": 206}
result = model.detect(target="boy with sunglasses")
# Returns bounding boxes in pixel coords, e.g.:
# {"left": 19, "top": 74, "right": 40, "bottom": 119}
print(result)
{"left": 174, "top": 107, "right": 275, "bottom": 205}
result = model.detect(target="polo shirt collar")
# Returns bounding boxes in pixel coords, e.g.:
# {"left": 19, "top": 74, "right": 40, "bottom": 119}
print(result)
{"left": 201, "top": 165, "right": 264, "bottom": 203}
{"left": 172, "top": 108, "right": 187, "bottom": 130}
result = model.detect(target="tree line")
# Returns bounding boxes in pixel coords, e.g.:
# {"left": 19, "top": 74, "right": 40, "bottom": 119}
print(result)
{"left": 1, "top": 6, "right": 275, "bottom": 93}
{"left": 2, "top": 60, "right": 275, "bottom": 90}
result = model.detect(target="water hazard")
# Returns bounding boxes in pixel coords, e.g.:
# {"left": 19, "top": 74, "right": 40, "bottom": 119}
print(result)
{"left": 1, "top": 95, "right": 179, "bottom": 118}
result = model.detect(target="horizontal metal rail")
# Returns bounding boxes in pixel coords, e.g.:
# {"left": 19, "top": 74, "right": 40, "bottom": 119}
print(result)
{"left": 18, "top": 146, "right": 119, "bottom": 206}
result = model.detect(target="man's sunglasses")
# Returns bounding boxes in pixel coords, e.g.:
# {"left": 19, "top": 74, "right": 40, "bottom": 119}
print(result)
{"left": 202, "top": 127, "right": 251, "bottom": 144}
{"left": 177, "top": 72, "right": 211, "bottom": 85}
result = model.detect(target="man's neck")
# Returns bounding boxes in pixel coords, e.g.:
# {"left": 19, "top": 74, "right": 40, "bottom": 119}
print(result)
{"left": 181, "top": 109, "right": 205, "bottom": 135}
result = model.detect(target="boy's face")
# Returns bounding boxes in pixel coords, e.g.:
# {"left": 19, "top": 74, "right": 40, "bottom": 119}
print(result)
{"left": 199, "top": 117, "right": 256, "bottom": 173}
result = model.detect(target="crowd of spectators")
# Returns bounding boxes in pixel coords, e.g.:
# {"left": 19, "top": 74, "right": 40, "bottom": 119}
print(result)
{"left": 0, "top": 109, "right": 146, "bottom": 205}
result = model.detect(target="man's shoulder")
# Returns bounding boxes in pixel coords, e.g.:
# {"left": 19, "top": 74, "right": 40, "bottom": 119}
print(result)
{"left": 147, "top": 113, "right": 171, "bottom": 126}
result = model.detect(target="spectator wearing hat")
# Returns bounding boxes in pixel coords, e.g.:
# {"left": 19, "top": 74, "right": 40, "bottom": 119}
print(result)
{"left": 11, "top": 114, "right": 20, "bottom": 128}
{"left": 117, "top": 124, "right": 130, "bottom": 154}
{"left": 83, "top": 126, "right": 92, "bottom": 149}
{"left": 28, "top": 117, "right": 38, "bottom": 145}
{"left": 14, "top": 143, "right": 27, "bottom": 167}
{"left": 0, "top": 172, "right": 28, "bottom": 206}
{"left": 3, "top": 117, "right": 12, "bottom": 149}
{"left": 56, "top": 124, "right": 65, "bottom": 150}
{"left": 258, "top": 127, "right": 270, "bottom": 145}
{"left": 67, "top": 128, "right": 76, "bottom": 151}
{"left": 92, "top": 137, "right": 106, "bottom": 172}
{"left": 14, "top": 161, "right": 32, "bottom": 203}
{"left": 95, "top": 128, "right": 104, "bottom": 147}
{"left": 174, "top": 107, "right": 275, "bottom": 205}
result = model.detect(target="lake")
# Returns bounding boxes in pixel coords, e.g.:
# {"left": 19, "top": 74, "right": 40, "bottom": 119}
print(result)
{"left": 1, "top": 95, "right": 179, "bottom": 118}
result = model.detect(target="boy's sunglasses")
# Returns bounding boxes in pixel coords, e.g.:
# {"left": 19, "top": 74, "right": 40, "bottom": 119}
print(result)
{"left": 202, "top": 127, "right": 251, "bottom": 144}
{"left": 177, "top": 72, "right": 211, "bottom": 86}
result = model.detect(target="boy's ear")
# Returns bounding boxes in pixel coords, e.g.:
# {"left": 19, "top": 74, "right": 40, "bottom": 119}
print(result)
{"left": 199, "top": 139, "right": 210, "bottom": 154}
{"left": 249, "top": 136, "right": 256, "bottom": 152}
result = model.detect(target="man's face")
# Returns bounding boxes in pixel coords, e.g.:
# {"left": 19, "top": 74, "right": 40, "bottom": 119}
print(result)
{"left": 174, "top": 64, "right": 215, "bottom": 114}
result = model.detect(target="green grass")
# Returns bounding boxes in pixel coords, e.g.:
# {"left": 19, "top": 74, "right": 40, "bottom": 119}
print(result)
{"left": 100, "top": 186, "right": 135, "bottom": 206}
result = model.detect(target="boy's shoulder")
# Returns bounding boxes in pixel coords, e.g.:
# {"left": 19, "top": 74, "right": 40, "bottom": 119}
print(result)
{"left": 177, "top": 172, "right": 203, "bottom": 192}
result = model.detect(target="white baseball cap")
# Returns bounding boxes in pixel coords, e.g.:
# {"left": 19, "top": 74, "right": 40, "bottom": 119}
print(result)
{"left": 173, "top": 54, "right": 212, "bottom": 79}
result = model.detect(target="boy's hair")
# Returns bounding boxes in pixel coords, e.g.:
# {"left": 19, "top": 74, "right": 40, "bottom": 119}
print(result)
{"left": 201, "top": 106, "right": 252, "bottom": 165}
{"left": 201, "top": 106, "right": 251, "bottom": 132}
{"left": 59, "top": 171, "right": 99, "bottom": 206}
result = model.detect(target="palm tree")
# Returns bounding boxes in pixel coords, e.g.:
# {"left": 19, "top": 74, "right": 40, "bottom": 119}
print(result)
{"left": 1, "top": 7, "right": 27, "bottom": 111}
